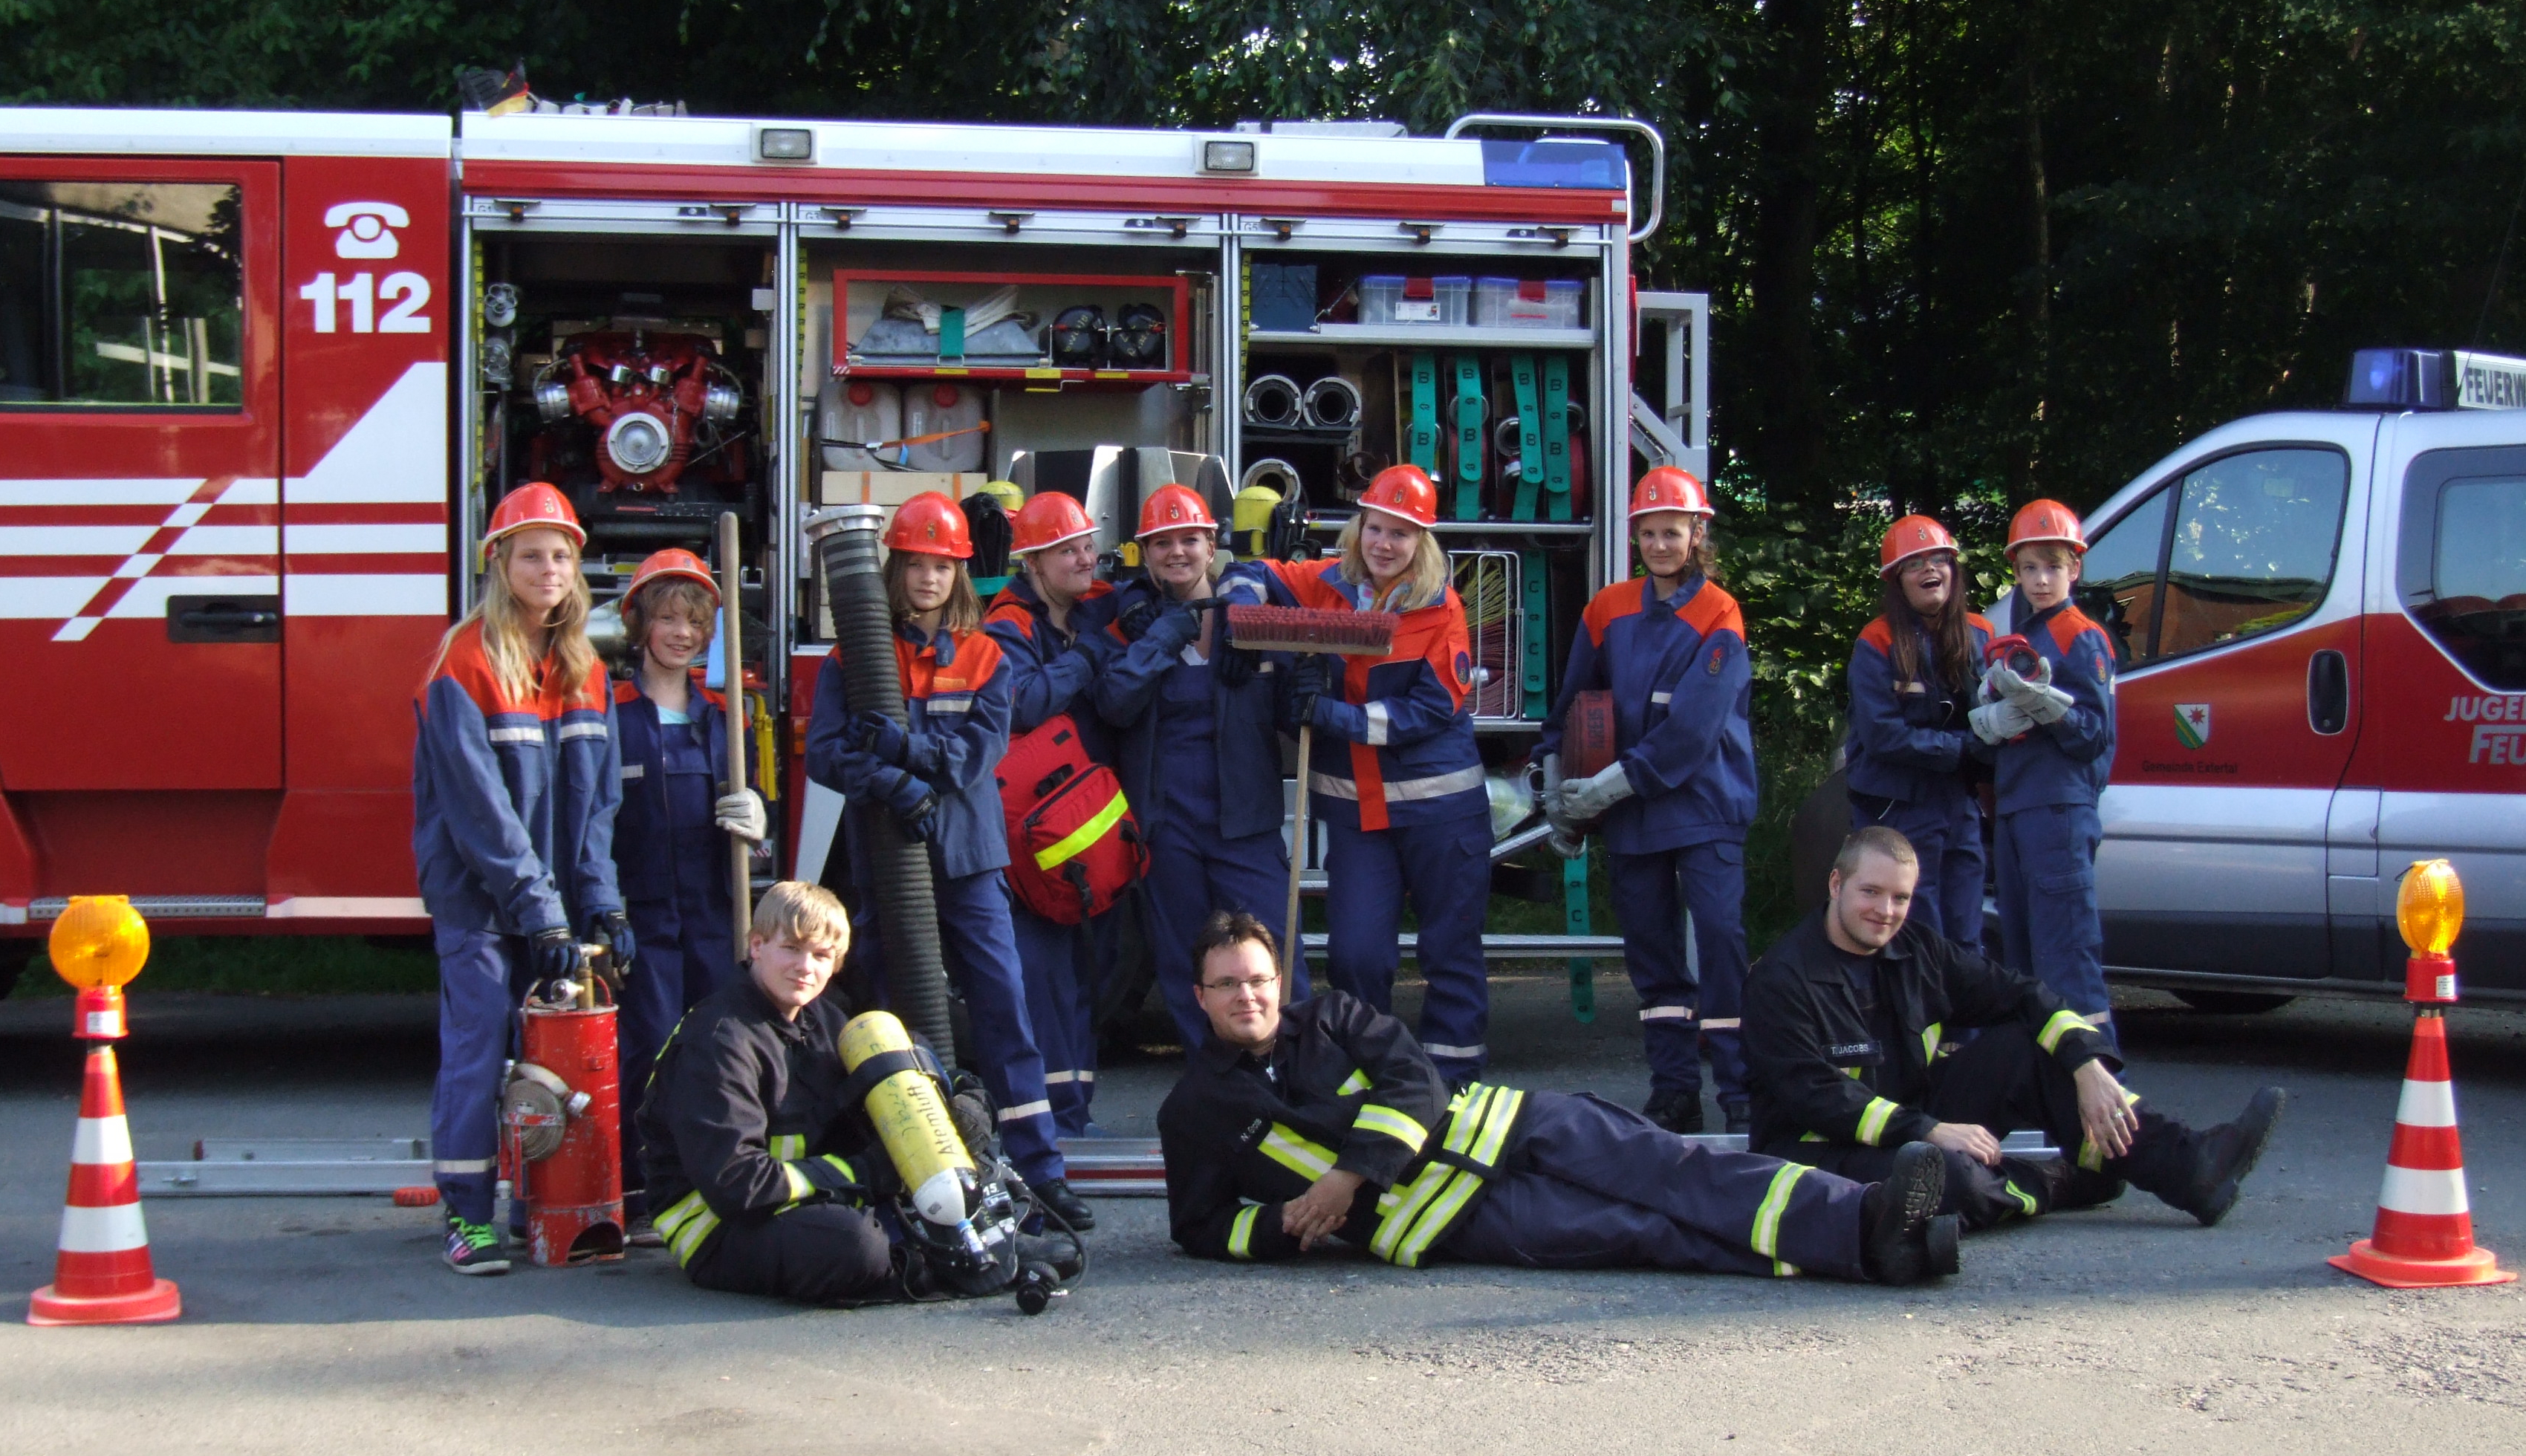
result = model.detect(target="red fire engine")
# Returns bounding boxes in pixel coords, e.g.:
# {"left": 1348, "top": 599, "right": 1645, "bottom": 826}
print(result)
{"left": 0, "top": 104, "right": 1704, "bottom": 987}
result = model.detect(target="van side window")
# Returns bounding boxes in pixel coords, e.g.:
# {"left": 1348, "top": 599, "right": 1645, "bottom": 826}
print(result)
{"left": 2402, "top": 464, "right": 2526, "bottom": 692}
{"left": 2076, "top": 487, "right": 2172, "bottom": 667}
{"left": 0, "top": 181, "right": 244, "bottom": 409}
{"left": 2151, "top": 448, "right": 2350, "bottom": 661}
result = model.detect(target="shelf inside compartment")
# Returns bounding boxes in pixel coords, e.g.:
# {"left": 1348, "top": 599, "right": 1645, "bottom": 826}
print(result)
{"left": 1247, "top": 325, "right": 1594, "bottom": 351}
{"left": 833, "top": 266, "right": 1194, "bottom": 383}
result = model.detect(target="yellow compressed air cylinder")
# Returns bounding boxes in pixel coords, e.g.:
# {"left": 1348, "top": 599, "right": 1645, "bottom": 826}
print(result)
{"left": 839, "top": 1010, "right": 975, "bottom": 1227}
{"left": 1233, "top": 483, "right": 1282, "bottom": 559}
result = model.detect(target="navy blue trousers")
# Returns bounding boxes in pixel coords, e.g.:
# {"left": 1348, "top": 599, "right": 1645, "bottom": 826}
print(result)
{"left": 620, "top": 885, "right": 742, "bottom": 1212}
{"left": 1322, "top": 810, "right": 1493, "bottom": 1081}
{"left": 1995, "top": 801, "right": 2111, "bottom": 1041}
{"left": 1605, "top": 839, "right": 1750, "bottom": 1102}
{"left": 849, "top": 868, "right": 1065, "bottom": 1188}
{"left": 430, "top": 924, "right": 530, "bottom": 1225}
{"left": 1008, "top": 900, "right": 1117, "bottom": 1137}
{"left": 1442, "top": 1091, "right": 1869, "bottom": 1279}
{"left": 1145, "top": 816, "right": 1306, "bottom": 1050}
{"left": 1849, "top": 790, "right": 1986, "bottom": 948}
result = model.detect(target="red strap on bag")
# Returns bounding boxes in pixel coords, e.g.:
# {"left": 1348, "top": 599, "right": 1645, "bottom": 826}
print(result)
{"left": 993, "top": 714, "right": 1147, "bottom": 925}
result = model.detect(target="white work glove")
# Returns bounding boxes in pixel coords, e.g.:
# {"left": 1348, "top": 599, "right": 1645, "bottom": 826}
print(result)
{"left": 1969, "top": 700, "right": 2035, "bottom": 746}
{"left": 715, "top": 787, "right": 768, "bottom": 843}
{"left": 2020, "top": 683, "right": 2075, "bottom": 725}
{"left": 1539, "top": 753, "right": 1587, "bottom": 857}
{"left": 1556, "top": 761, "right": 1635, "bottom": 822}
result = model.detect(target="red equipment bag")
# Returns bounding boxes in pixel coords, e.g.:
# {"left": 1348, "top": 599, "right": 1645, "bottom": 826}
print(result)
{"left": 993, "top": 714, "right": 1146, "bottom": 926}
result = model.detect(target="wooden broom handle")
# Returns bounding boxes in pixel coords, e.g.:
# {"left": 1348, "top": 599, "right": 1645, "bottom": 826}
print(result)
{"left": 718, "top": 511, "right": 750, "bottom": 963}
{"left": 1282, "top": 720, "right": 1310, "bottom": 995}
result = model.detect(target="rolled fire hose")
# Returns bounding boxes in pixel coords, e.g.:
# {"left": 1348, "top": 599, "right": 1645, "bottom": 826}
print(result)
{"left": 805, "top": 504, "right": 958, "bottom": 1061}
{"left": 1302, "top": 374, "right": 1362, "bottom": 431}
{"left": 1239, "top": 457, "right": 1302, "bottom": 500}
{"left": 1242, "top": 374, "right": 1302, "bottom": 427}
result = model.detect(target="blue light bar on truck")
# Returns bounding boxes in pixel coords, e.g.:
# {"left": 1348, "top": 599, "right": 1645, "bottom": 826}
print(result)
{"left": 2346, "top": 348, "right": 2526, "bottom": 410}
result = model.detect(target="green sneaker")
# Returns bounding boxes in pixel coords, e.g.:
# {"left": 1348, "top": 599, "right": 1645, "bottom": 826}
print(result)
{"left": 444, "top": 1216, "right": 512, "bottom": 1275}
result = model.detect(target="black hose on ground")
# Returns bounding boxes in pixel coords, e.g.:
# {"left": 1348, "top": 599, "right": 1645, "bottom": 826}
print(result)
{"left": 806, "top": 505, "right": 958, "bottom": 1061}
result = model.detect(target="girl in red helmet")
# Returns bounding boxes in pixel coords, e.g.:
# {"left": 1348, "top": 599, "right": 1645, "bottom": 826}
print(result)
{"left": 802, "top": 492, "right": 1094, "bottom": 1231}
{"left": 1094, "top": 484, "right": 1302, "bottom": 1050}
{"left": 1843, "top": 516, "right": 1996, "bottom": 945}
{"left": 411, "top": 482, "right": 627, "bottom": 1275}
{"left": 981, "top": 490, "right": 1123, "bottom": 1140}
{"left": 1539, "top": 467, "right": 1759, "bottom": 1134}
{"left": 607, "top": 547, "right": 767, "bottom": 1242}
{"left": 1258, "top": 465, "right": 1493, "bottom": 1086}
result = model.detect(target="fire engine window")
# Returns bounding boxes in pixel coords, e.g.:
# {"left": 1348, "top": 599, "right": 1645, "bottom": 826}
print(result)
{"left": 2076, "top": 485, "right": 2172, "bottom": 667}
{"left": 2150, "top": 447, "right": 2348, "bottom": 662}
{"left": 2412, "top": 475, "right": 2526, "bottom": 691}
{"left": 0, "top": 181, "right": 244, "bottom": 408}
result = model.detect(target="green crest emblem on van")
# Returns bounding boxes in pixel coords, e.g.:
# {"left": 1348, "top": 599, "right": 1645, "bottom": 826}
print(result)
{"left": 2174, "top": 703, "right": 2211, "bottom": 750}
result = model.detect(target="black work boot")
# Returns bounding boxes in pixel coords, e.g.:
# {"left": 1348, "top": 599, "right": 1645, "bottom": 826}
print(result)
{"left": 1643, "top": 1089, "right": 1704, "bottom": 1135}
{"left": 1032, "top": 1176, "right": 1097, "bottom": 1232}
{"left": 2165, "top": 1086, "right": 2287, "bottom": 1227}
{"left": 1860, "top": 1141, "right": 1951, "bottom": 1286}
{"left": 1719, "top": 1097, "right": 1753, "bottom": 1136}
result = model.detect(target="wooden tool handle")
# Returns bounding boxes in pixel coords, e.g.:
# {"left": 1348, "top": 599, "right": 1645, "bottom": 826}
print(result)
{"left": 1282, "top": 721, "right": 1310, "bottom": 995}
{"left": 718, "top": 511, "right": 751, "bottom": 964}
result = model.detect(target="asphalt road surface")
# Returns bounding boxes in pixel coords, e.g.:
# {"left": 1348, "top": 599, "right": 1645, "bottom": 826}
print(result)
{"left": 4, "top": 970, "right": 2522, "bottom": 1455}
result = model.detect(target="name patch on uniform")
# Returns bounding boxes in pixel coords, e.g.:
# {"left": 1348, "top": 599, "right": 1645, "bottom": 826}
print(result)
{"left": 1828, "top": 1041, "right": 1880, "bottom": 1061}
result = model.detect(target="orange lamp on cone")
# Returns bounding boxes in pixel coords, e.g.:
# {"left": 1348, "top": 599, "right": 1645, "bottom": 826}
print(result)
{"left": 2330, "top": 861, "right": 2512, "bottom": 1289}
{"left": 29, "top": 896, "right": 182, "bottom": 1325}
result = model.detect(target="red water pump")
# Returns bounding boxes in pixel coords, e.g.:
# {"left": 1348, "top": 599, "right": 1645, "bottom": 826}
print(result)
{"left": 536, "top": 331, "right": 743, "bottom": 493}
{"left": 499, "top": 955, "right": 626, "bottom": 1266}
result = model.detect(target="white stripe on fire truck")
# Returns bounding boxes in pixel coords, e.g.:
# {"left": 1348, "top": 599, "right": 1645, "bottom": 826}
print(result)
{"left": 287, "top": 364, "right": 447, "bottom": 505}
{"left": 284, "top": 523, "right": 447, "bottom": 554}
{"left": 282, "top": 574, "right": 447, "bottom": 617}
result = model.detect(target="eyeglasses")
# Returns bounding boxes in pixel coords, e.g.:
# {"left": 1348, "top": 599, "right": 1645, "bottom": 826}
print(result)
{"left": 1198, "top": 975, "right": 1278, "bottom": 998}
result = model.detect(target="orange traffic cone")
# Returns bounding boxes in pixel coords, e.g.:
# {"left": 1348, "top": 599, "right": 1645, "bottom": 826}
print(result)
{"left": 28, "top": 1030, "right": 182, "bottom": 1325}
{"left": 2331, "top": 1014, "right": 2512, "bottom": 1287}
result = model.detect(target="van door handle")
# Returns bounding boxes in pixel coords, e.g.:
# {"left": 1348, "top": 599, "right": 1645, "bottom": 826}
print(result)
{"left": 167, "top": 594, "right": 282, "bottom": 644}
{"left": 2307, "top": 649, "right": 2348, "bottom": 735}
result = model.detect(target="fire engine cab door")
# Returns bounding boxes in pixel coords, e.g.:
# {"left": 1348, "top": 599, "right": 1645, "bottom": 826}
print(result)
{"left": 0, "top": 160, "right": 283, "bottom": 790}
{"left": 2079, "top": 424, "right": 2371, "bottom": 983}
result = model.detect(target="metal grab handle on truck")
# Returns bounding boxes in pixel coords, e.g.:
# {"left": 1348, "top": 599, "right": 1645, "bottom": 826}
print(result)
{"left": 1442, "top": 114, "right": 1666, "bottom": 244}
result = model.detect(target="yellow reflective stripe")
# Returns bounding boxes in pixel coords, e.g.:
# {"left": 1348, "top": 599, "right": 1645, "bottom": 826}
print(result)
{"left": 1258, "top": 1123, "right": 1337, "bottom": 1182}
{"left": 1799, "top": 1131, "right": 1828, "bottom": 1143}
{"left": 1391, "top": 1169, "right": 1482, "bottom": 1268}
{"left": 781, "top": 1161, "right": 815, "bottom": 1202}
{"left": 1368, "top": 1163, "right": 1455, "bottom": 1262}
{"left": 1337, "top": 1068, "right": 1371, "bottom": 1096}
{"left": 1772, "top": 1260, "right": 1802, "bottom": 1278}
{"left": 1749, "top": 1163, "right": 1808, "bottom": 1259}
{"left": 1471, "top": 1087, "right": 1524, "bottom": 1166}
{"left": 2004, "top": 1180, "right": 2040, "bottom": 1217}
{"left": 1227, "top": 1204, "right": 1261, "bottom": 1261}
{"left": 1443, "top": 1085, "right": 1494, "bottom": 1155}
{"left": 1844, "top": 1067, "right": 1864, "bottom": 1080}
{"left": 1033, "top": 791, "right": 1131, "bottom": 871}
{"left": 2036, "top": 1009, "right": 2088, "bottom": 1054}
{"left": 1354, "top": 1104, "right": 1429, "bottom": 1154}
{"left": 1854, "top": 1097, "right": 1900, "bottom": 1146}
{"left": 769, "top": 1134, "right": 805, "bottom": 1160}
{"left": 655, "top": 1191, "right": 721, "bottom": 1267}
{"left": 817, "top": 1155, "right": 857, "bottom": 1185}
{"left": 1921, "top": 1022, "right": 1944, "bottom": 1062}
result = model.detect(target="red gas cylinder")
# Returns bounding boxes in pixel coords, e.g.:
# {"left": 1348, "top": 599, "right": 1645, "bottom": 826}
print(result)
{"left": 500, "top": 968, "right": 626, "bottom": 1266}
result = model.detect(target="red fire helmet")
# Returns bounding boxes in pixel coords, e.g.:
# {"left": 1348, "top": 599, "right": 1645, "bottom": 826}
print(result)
{"left": 1010, "top": 491, "right": 1097, "bottom": 554}
{"left": 1879, "top": 514, "right": 1960, "bottom": 578}
{"left": 627, "top": 547, "right": 720, "bottom": 605}
{"left": 481, "top": 481, "right": 585, "bottom": 562}
{"left": 885, "top": 492, "right": 975, "bottom": 560}
{"left": 1359, "top": 464, "right": 1439, "bottom": 530}
{"left": 1135, "top": 483, "right": 1218, "bottom": 540}
{"left": 1629, "top": 467, "right": 1713, "bottom": 519}
{"left": 2007, "top": 498, "right": 2088, "bottom": 558}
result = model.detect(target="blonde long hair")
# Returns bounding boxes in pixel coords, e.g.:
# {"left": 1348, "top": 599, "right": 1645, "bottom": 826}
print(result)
{"left": 431, "top": 530, "right": 597, "bottom": 701}
{"left": 1334, "top": 513, "right": 1450, "bottom": 611}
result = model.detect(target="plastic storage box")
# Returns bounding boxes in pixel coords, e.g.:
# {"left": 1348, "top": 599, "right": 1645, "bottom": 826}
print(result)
{"left": 1473, "top": 278, "right": 1585, "bottom": 328}
{"left": 1360, "top": 275, "right": 1470, "bottom": 325}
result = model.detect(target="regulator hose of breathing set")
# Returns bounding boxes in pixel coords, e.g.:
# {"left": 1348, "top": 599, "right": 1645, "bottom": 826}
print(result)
{"left": 805, "top": 505, "right": 958, "bottom": 1062}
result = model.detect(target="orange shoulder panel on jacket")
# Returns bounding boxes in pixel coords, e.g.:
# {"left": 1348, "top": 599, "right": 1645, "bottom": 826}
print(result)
{"left": 1967, "top": 612, "right": 1996, "bottom": 636}
{"left": 1580, "top": 579, "right": 1646, "bottom": 645}
{"left": 418, "top": 620, "right": 525, "bottom": 717}
{"left": 1678, "top": 581, "right": 1745, "bottom": 642}
{"left": 984, "top": 598, "right": 1036, "bottom": 636}
{"left": 2045, "top": 606, "right": 2101, "bottom": 654}
{"left": 612, "top": 680, "right": 641, "bottom": 706}
{"left": 1858, "top": 616, "right": 1895, "bottom": 654}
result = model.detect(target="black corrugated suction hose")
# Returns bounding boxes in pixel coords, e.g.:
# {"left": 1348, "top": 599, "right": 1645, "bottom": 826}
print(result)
{"left": 808, "top": 505, "right": 957, "bottom": 1060}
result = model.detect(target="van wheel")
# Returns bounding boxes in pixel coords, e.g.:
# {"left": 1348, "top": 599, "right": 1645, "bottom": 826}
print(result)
{"left": 2173, "top": 990, "right": 2296, "bottom": 1015}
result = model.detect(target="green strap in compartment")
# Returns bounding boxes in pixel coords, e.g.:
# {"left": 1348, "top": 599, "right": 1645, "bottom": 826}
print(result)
{"left": 1541, "top": 354, "right": 1571, "bottom": 522}
{"left": 1449, "top": 355, "right": 1484, "bottom": 520}
{"left": 1406, "top": 352, "right": 1441, "bottom": 477}
{"left": 938, "top": 305, "right": 966, "bottom": 363}
{"left": 1519, "top": 548, "right": 1549, "bottom": 718}
{"left": 1510, "top": 354, "right": 1542, "bottom": 521}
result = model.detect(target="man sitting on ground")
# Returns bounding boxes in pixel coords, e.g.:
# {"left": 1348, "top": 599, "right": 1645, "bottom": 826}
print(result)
{"left": 1741, "top": 825, "right": 2284, "bottom": 1232}
{"left": 1158, "top": 910, "right": 1960, "bottom": 1285}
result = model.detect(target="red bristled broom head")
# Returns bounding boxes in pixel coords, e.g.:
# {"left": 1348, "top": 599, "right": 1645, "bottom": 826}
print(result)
{"left": 1226, "top": 604, "right": 1401, "bottom": 656}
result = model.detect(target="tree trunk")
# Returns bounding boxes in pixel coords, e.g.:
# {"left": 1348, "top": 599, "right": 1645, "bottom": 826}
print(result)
{"left": 1744, "top": 0, "right": 1834, "bottom": 510}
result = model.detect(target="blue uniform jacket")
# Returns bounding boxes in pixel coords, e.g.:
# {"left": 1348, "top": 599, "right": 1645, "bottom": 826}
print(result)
{"left": 1995, "top": 597, "right": 2116, "bottom": 813}
{"left": 611, "top": 676, "right": 753, "bottom": 903}
{"left": 1539, "top": 575, "right": 1757, "bottom": 853}
{"left": 982, "top": 575, "right": 1120, "bottom": 758}
{"left": 1262, "top": 559, "right": 1485, "bottom": 832}
{"left": 412, "top": 620, "right": 623, "bottom": 937}
{"left": 1093, "top": 565, "right": 1284, "bottom": 842}
{"left": 805, "top": 622, "right": 1015, "bottom": 880}
{"left": 1842, "top": 612, "right": 1995, "bottom": 806}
